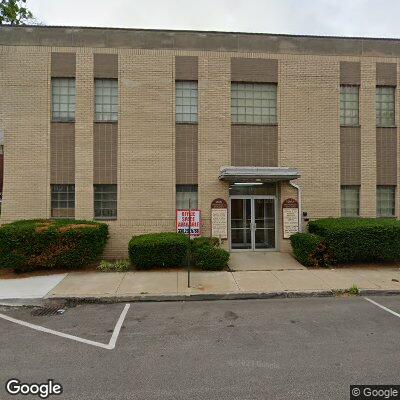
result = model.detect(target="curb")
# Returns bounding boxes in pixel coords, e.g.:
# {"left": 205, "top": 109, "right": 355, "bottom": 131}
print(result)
{"left": 1, "top": 289, "right": 400, "bottom": 307}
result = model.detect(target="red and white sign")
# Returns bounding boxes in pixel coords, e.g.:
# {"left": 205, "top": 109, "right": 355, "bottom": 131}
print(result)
{"left": 176, "top": 209, "right": 201, "bottom": 238}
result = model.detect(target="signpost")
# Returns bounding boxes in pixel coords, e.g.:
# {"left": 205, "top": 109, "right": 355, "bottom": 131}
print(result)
{"left": 282, "top": 198, "right": 299, "bottom": 239}
{"left": 211, "top": 198, "right": 228, "bottom": 241}
{"left": 176, "top": 203, "right": 201, "bottom": 288}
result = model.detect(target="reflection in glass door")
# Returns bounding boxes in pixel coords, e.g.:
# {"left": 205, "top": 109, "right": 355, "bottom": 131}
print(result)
{"left": 230, "top": 197, "right": 276, "bottom": 251}
{"left": 254, "top": 198, "right": 275, "bottom": 249}
{"left": 230, "top": 198, "right": 252, "bottom": 250}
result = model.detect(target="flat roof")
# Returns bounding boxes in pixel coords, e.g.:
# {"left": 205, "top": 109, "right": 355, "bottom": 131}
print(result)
{"left": 1, "top": 25, "right": 400, "bottom": 57}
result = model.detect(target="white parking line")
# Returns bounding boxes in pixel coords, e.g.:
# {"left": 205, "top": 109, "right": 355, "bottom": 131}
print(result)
{"left": 0, "top": 303, "right": 130, "bottom": 350}
{"left": 364, "top": 297, "right": 400, "bottom": 319}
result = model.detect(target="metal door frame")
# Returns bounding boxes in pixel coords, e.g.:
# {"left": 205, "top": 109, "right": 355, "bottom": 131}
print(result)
{"left": 229, "top": 195, "right": 278, "bottom": 252}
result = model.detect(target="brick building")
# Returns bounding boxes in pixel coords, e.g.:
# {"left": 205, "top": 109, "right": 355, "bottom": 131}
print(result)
{"left": 0, "top": 26, "right": 399, "bottom": 257}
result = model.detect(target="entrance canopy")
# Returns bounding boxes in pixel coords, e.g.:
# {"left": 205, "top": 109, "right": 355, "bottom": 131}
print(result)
{"left": 219, "top": 167, "right": 300, "bottom": 183}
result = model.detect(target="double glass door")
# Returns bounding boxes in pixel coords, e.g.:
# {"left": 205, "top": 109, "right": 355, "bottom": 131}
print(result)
{"left": 230, "top": 196, "right": 276, "bottom": 251}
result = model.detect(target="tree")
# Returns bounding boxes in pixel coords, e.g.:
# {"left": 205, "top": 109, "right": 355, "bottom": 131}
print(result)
{"left": 0, "top": 0, "right": 34, "bottom": 25}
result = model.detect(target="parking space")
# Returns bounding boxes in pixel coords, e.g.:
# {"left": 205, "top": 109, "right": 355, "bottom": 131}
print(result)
{"left": 0, "top": 296, "right": 399, "bottom": 399}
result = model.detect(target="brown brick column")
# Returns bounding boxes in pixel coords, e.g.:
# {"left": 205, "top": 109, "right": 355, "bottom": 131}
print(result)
{"left": 360, "top": 61, "right": 376, "bottom": 217}
{"left": 75, "top": 52, "right": 94, "bottom": 220}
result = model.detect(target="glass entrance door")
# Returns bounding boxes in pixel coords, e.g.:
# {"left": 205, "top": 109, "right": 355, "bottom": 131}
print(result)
{"left": 230, "top": 196, "right": 276, "bottom": 251}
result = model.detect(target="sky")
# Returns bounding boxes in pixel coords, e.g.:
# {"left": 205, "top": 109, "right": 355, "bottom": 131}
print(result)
{"left": 28, "top": 0, "right": 400, "bottom": 38}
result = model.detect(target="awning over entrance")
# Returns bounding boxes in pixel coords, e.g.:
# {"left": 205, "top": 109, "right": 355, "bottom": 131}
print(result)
{"left": 218, "top": 166, "right": 300, "bottom": 183}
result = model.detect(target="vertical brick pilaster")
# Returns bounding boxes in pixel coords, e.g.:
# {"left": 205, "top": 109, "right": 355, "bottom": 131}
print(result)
{"left": 396, "top": 63, "right": 400, "bottom": 218}
{"left": 198, "top": 56, "right": 231, "bottom": 236}
{"left": 0, "top": 49, "right": 50, "bottom": 223}
{"left": 75, "top": 52, "right": 94, "bottom": 220}
{"left": 360, "top": 61, "right": 376, "bottom": 217}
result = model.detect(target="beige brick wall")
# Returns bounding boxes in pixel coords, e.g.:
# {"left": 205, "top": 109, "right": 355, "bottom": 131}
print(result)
{"left": 360, "top": 61, "right": 377, "bottom": 217}
{"left": 0, "top": 48, "right": 50, "bottom": 223}
{"left": 1, "top": 43, "right": 400, "bottom": 258}
{"left": 198, "top": 56, "right": 231, "bottom": 236}
{"left": 75, "top": 52, "right": 94, "bottom": 220}
{"left": 279, "top": 56, "right": 341, "bottom": 219}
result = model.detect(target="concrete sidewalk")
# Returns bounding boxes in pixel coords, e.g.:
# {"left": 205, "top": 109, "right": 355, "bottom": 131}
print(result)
{"left": 1, "top": 266, "right": 400, "bottom": 304}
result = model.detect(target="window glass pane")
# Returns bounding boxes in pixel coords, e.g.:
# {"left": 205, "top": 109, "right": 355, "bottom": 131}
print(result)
{"left": 94, "top": 184, "right": 117, "bottom": 220}
{"left": 94, "top": 79, "right": 118, "bottom": 122}
{"left": 176, "top": 185, "right": 198, "bottom": 209}
{"left": 341, "top": 185, "right": 360, "bottom": 217}
{"left": 231, "top": 83, "right": 277, "bottom": 124}
{"left": 377, "top": 185, "right": 396, "bottom": 217}
{"left": 376, "top": 86, "right": 395, "bottom": 127}
{"left": 176, "top": 81, "right": 198, "bottom": 123}
{"left": 51, "top": 184, "right": 75, "bottom": 218}
{"left": 52, "top": 78, "right": 76, "bottom": 122}
{"left": 340, "top": 85, "right": 359, "bottom": 126}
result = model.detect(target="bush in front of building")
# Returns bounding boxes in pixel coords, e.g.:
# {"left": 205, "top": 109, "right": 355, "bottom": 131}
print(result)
{"left": 191, "top": 236, "right": 230, "bottom": 270}
{"left": 0, "top": 219, "right": 109, "bottom": 273}
{"left": 308, "top": 217, "right": 400, "bottom": 263}
{"left": 290, "top": 233, "right": 332, "bottom": 267}
{"left": 128, "top": 232, "right": 190, "bottom": 269}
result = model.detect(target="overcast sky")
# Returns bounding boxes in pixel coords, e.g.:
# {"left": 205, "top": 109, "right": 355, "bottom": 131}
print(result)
{"left": 29, "top": 0, "right": 400, "bottom": 38}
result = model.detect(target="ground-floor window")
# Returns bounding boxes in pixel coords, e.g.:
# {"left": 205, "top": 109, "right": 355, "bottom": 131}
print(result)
{"left": 341, "top": 185, "right": 360, "bottom": 217}
{"left": 176, "top": 185, "right": 198, "bottom": 209}
{"left": 51, "top": 184, "right": 75, "bottom": 218}
{"left": 377, "top": 185, "right": 396, "bottom": 217}
{"left": 94, "top": 184, "right": 117, "bottom": 220}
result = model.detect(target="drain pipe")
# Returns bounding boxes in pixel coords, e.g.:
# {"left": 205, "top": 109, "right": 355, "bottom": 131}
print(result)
{"left": 289, "top": 181, "right": 302, "bottom": 233}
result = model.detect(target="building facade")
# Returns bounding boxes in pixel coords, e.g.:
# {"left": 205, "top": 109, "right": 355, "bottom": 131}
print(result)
{"left": 0, "top": 26, "right": 399, "bottom": 257}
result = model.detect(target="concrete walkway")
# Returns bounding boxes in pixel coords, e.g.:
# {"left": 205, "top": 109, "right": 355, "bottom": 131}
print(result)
{"left": 229, "top": 252, "right": 305, "bottom": 271}
{"left": 2, "top": 266, "right": 400, "bottom": 303}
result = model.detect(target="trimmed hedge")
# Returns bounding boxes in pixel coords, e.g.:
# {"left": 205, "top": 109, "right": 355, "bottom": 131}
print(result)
{"left": 290, "top": 233, "right": 332, "bottom": 267}
{"left": 191, "top": 236, "right": 229, "bottom": 270}
{"left": 194, "top": 246, "right": 230, "bottom": 271}
{"left": 128, "top": 232, "right": 190, "bottom": 269}
{"left": 128, "top": 233, "right": 230, "bottom": 270}
{"left": 308, "top": 217, "right": 400, "bottom": 263}
{"left": 0, "top": 219, "right": 108, "bottom": 272}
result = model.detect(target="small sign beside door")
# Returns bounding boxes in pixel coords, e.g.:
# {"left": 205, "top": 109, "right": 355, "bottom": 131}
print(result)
{"left": 282, "top": 198, "right": 299, "bottom": 239}
{"left": 211, "top": 198, "right": 228, "bottom": 239}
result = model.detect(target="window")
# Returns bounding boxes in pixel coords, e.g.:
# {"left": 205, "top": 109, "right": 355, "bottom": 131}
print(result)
{"left": 376, "top": 86, "right": 395, "bottom": 127}
{"left": 51, "top": 184, "right": 75, "bottom": 218}
{"left": 52, "top": 78, "right": 76, "bottom": 122}
{"left": 94, "top": 184, "right": 117, "bottom": 220}
{"left": 176, "top": 81, "right": 198, "bottom": 123}
{"left": 176, "top": 185, "right": 198, "bottom": 209}
{"left": 340, "top": 85, "right": 359, "bottom": 126}
{"left": 377, "top": 185, "right": 396, "bottom": 217}
{"left": 95, "top": 79, "right": 118, "bottom": 122}
{"left": 231, "top": 83, "right": 277, "bottom": 124}
{"left": 341, "top": 185, "right": 360, "bottom": 217}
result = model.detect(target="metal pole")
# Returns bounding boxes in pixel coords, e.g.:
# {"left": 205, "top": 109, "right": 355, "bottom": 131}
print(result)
{"left": 187, "top": 198, "right": 191, "bottom": 288}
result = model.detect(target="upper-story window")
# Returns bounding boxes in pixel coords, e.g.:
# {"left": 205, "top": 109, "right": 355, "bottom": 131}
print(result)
{"left": 52, "top": 78, "right": 75, "bottom": 122}
{"left": 95, "top": 79, "right": 118, "bottom": 122}
{"left": 340, "top": 85, "right": 359, "bottom": 126}
{"left": 376, "top": 86, "right": 395, "bottom": 127}
{"left": 176, "top": 81, "right": 198, "bottom": 123}
{"left": 231, "top": 83, "right": 277, "bottom": 124}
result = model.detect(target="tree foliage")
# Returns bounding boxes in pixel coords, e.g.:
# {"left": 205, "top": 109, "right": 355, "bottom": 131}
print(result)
{"left": 0, "top": 0, "right": 33, "bottom": 25}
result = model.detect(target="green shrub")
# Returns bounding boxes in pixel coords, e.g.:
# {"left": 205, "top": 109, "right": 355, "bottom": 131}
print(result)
{"left": 97, "top": 259, "right": 131, "bottom": 272}
{"left": 194, "top": 246, "right": 230, "bottom": 271}
{"left": 128, "top": 232, "right": 190, "bottom": 269}
{"left": 290, "top": 233, "right": 332, "bottom": 267}
{"left": 191, "top": 236, "right": 220, "bottom": 249}
{"left": 308, "top": 218, "right": 400, "bottom": 263}
{"left": 0, "top": 219, "right": 108, "bottom": 272}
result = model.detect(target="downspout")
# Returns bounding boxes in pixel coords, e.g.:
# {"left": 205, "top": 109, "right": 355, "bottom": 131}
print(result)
{"left": 289, "top": 181, "right": 302, "bottom": 233}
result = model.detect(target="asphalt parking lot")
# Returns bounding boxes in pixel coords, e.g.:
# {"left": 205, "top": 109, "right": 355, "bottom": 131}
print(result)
{"left": 0, "top": 296, "right": 399, "bottom": 400}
